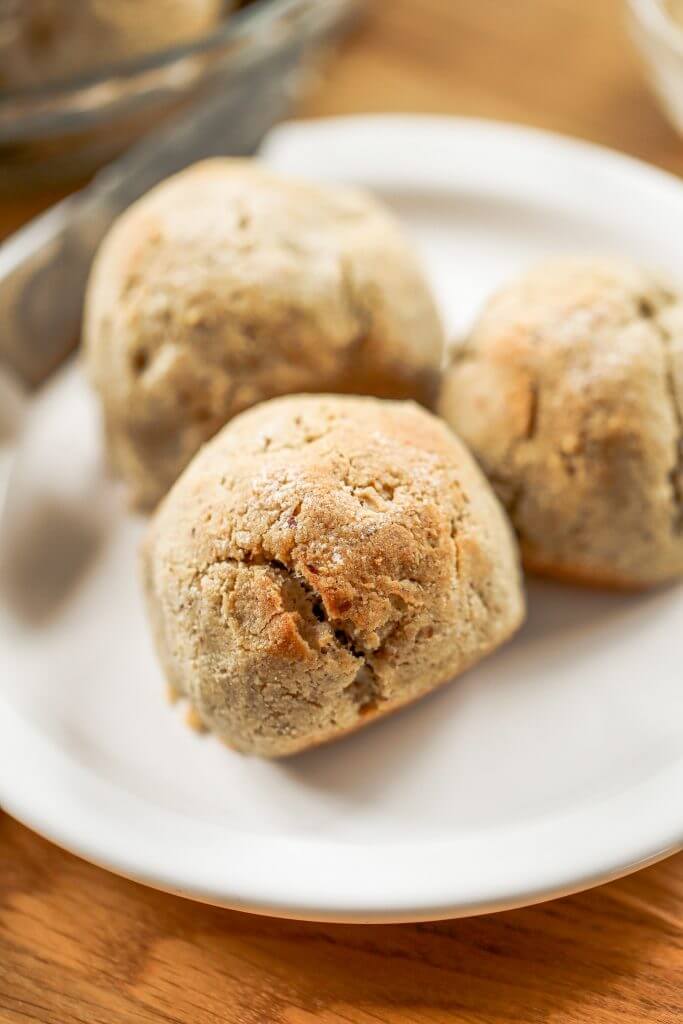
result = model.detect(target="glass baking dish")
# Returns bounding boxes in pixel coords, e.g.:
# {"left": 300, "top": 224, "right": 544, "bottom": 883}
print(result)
{"left": 0, "top": 0, "right": 358, "bottom": 190}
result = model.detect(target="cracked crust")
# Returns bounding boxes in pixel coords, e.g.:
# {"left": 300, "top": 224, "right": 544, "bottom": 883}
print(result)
{"left": 84, "top": 158, "right": 444, "bottom": 510}
{"left": 439, "top": 257, "right": 683, "bottom": 587}
{"left": 142, "top": 394, "right": 525, "bottom": 757}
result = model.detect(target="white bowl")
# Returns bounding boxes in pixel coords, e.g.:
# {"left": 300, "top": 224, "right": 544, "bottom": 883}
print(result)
{"left": 628, "top": 0, "right": 683, "bottom": 132}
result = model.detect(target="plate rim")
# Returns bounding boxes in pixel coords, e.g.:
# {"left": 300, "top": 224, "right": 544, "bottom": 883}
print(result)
{"left": 1, "top": 113, "right": 682, "bottom": 923}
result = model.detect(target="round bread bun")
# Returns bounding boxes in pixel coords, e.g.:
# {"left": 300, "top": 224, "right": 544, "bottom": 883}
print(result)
{"left": 84, "top": 159, "right": 444, "bottom": 509}
{"left": 141, "top": 394, "right": 525, "bottom": 757}
{"left": 439, "top": 257, "right": 683, "bottom": 588}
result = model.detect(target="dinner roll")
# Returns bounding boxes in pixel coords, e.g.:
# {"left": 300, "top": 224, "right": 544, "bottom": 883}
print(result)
{"left": 142, "top": 394, "right": 524, "bottom": 756}
{"left": 439, "top": 257, "right": 683, "bottom": 587}
{"left": 85, "top": 160, "right": 444, "bottom": 508}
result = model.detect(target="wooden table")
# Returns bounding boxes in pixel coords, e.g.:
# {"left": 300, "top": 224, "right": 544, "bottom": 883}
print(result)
{"left": 1, "top": 2, "right": 682, "bottom": 1021}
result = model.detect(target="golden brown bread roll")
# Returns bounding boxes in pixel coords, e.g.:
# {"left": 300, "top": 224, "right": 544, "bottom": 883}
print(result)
{"left": 141, "top": 394, "right": 525, "bottom": 756}
{"left": 85, "top": 159, "right": 444, "bottom": 509}
{"left": 439, "top": 257, "right": 683, "bottom": 588}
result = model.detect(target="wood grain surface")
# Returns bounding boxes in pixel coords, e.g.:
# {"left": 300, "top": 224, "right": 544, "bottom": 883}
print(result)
{"left": 1, "top": 1, "right": 682, "bottom": 1022}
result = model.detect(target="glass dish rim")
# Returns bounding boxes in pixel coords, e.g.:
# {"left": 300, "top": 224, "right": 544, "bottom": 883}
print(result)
{"left": 0, "top": 0, "right": 301, "bottom": 105}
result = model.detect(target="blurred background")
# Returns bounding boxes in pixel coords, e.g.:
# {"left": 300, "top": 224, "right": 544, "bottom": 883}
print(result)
{"left": 2, "top": 1, "right": 683, "bottom": 217}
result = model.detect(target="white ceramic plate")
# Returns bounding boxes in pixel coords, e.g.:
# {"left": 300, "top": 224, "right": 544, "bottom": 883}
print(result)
{"left": 1, "top": 116, "right": 682, "bottom": 923}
